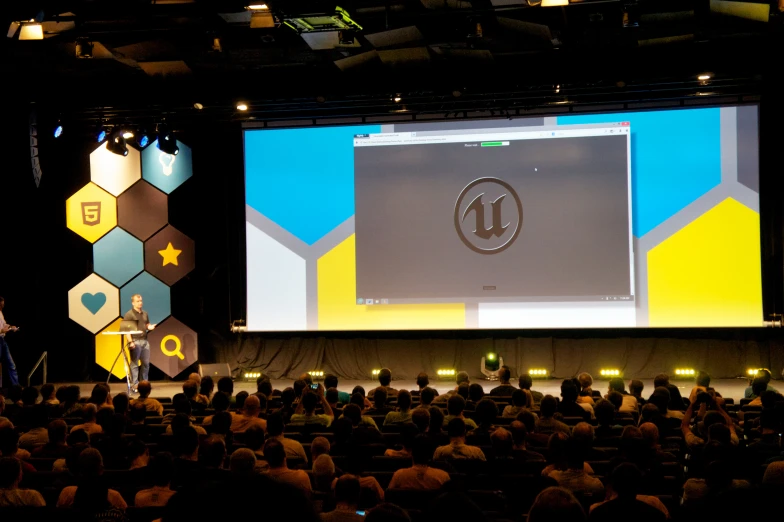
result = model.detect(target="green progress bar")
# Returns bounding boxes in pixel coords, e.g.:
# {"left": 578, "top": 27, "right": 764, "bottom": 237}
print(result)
{"left": 481, "top": 141, "right": 506, "bottom": 147}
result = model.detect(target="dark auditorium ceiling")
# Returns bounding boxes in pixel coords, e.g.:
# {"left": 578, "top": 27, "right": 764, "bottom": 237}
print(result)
{"left": 1, "top": 0, "right": 781, "bottom": 124}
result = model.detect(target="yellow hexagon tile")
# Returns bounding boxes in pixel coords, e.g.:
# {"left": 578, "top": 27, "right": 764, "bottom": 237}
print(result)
{"left": 647, "top": 197, "right": 762, "bottom": 327}
{"left": 90, "top": 141, "right": 141, "bottom": 196}
{"left": 66, "top": 182, "right": 117, "bottom": 243}
{"left": 317, "top": 234, "right": 465, "bottom": 330}
{"left": 96, "top": 318, "right": 130, "bottom": 379}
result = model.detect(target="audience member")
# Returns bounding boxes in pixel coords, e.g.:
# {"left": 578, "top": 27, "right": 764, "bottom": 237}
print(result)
{"left": 230, "top": 394, "right": 268, "bottom": 432}
{"left": 40, "top": 383, "right": 58, "bottom": 405}
{"left": 199, "top": 375, "right": 215, "bottom": 403}
{"left": 31, "top": 419, "right": 69, "bottom": 458}
{"left": 135, "top": 452, "right": 176, "bottom": 507}
{"left": 519, "top": 373, "right": 544, "bottom": 403}
{"left": 366, "top": 388, "right": 394, "bottom": 416}
{"left": 577, "top": 372, "right": 594, "bottom": 398}
{"left": 489, "top": 367, "right": 516, "bottom": 396}
{"left": 230, "top": 448, "right": 257, "bottom": 479}
{"left": 266, "top": 412, "right": 307, "bottom": 461}
{"left": 607, "top": 378, "right": 638, "bottom": 414}
{"left": 70, "top": 404, "right": 103, "bottom": 436}
{"left": 558, "top": 380, "right": 592, "bottom": 421}
{"left": 434, "top": 371, "right": 470, "bottom": 402}
{"left": 411, "top": 372, "right": 431, "bottom": 397}
{"left": 536, "top": 395, "right": 571, "bottom": 435}
{"left": 323, "top": 374, "right": 350, "bottom": 404}
{"left": 291, "top": 386, "right": 334, "bottom": 428}
{"left": 384, "top": 390, "right": 413, "bottom": 425}
{"left": 411, "top": 408, "right": 430, "bottom": 433}
{"left": 509, "top": 421, "right": 545, "bottom": 461}
{"left": 443, "top": 394, "right": 477, "bottom": 429}
{"left": 321, "top": 474, "right": 364, "bottom": 522}
{"left": 502, "top": 389, "right": 532, "bottom": 417}
{"left": 588, "top": 463, "right": 667, "bottom": 521}
{"left": 745, "top": 369, "right": 778, "bottom": 398}
{"left": 215, "top": 376, "right": 236, "bottom": 406}
{"left": 385, "top": 424, "right": 420, "bottom": 458}
{"left": 367, "top": 368, "right": 399, "bottom": 398}
{"left": 415, "top": 387, "right": 436, "bottom": 411}
{"left": 365, "top": 503, "right": 411, "bottom": 522}
{"left": 433, "top": 418, "right": 486, "bottom": 461}
{"left": 547, "top": 438, "right": 604, "bottom": 497}
{"left": 0, "top": 457, "right": 45, "bottom": 507}
{"left": 18, "top": 405, "right": 49, "bottom": 449}
{"left": 60, "top": 385, "right": 84, "bottom": 418}
{"left": 688, "top": 371, "right": 712, "bottom": 403}
{"left": 131, "top": 381, "right": 164, "bottom": 415}
{"left": 56, "top": 448, "right": 127, "bottom": 510}
{"left": 466, "top": 383, "right": 485, "bottom": 410}
{"left": 311, "top": 436, "right": 331, "bottom": 461}
{"left": 466, "top": 398, "right": 499, "bottom": 446}
{"left": 629, "top": 379, "right": 646, "bottom": 406}
{"left": 202, "top": 390, "right": 230, "bottom": 426}
{"left": 528, "top": 487, "right": 586, "bottom": 522}
{"left": 264, "top": 438, "right": 312, "bottom": 497}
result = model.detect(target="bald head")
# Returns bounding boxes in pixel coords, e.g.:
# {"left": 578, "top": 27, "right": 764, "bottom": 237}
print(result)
{"left": 639, "top": 422, "right": 659, "bottom": 448}
{"left": 244, "top": 395, "right": 261, "bottom": 414}
{"left": 188, "top": 373, "right": 202, "bottom": 386}
{"left": 571, "top": 422, "right": 594, "bottom": 444}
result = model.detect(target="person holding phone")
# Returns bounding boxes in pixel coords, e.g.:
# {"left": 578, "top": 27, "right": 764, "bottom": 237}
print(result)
{"left": 321, "top": 475, "right": 365, "bottom": 521}
{"left": 290, "top": 384, "right": 334, "bottom": 428}
{"left": 0, "top": 297, "right": 19, "bottom": 386}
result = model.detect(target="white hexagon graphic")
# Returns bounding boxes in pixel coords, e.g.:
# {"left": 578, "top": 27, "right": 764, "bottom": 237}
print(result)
{"left": 90, "top": 141, "right": 141, "bottom": 196}
{"left": 68, "top": 273, "right": 120, "bottom": 334}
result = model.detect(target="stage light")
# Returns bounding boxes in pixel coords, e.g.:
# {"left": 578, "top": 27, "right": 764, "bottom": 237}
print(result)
{"left": 156, "top": 124, "right": 179, "bottom": 155}
{"left": 697, "top": 73, "right": 713, "bottom": 81}
{"left": 96, "top": 125, "right": 108, "bottom": 143}
{"left": 193, "top": 102, "right": 204, "bottom": 110}
{"left": 54, "top": 122, "right": 63, "bottom": 138}
{"left": 436, "top": 369, "right": 456, "bottom": 379}
{"left": 529, "top": 369, "right": 549, "bottom": 378}
{"left": 393, "top": 95, "right": 402, "bottom": 103}
{"left": 674, "top": 368, "right": 696, "bottom": 377}
{"left": 19, "top": 22, "right": 43, "bottom": 41}
{"left": 599, "top": 369, "right": 621, "bottom": 377}
{"left": 106, "top": 128, "right": 129, "bottom": 157}
{"left": 487, "top": 353, "right": 496, "bottom": 362}
{"left": 243, "top": 372, "right": 262, "bottom": 380}
{"left": 371, "top": 369, "right": 381, "bottom": 376}
{"left": 710, "top": 0, "right": 770, "bottom": 22}
{"left": 136, "top": 128, "right": 150, "bottom": 148}
{"left": 747, "top": 368, "right": 762, "bottom": 376}
{"left": 122, "top": 130, "right": 134, "bottom": 139}
{"left": 308, "top": 370, "right": 324, "bottom": 380}
{"left": 542, "top": 0, "right": 569, "bottom": 6}
{"left": 236, "top": 103, "right": 249, "bottom": 111}
{"left": 246, "top": 3, "right": 269, "bottom": 9}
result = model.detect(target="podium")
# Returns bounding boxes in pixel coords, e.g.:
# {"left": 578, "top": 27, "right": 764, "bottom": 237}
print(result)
{"left": 101, "top": 330, "right": 142, "bottom": 395}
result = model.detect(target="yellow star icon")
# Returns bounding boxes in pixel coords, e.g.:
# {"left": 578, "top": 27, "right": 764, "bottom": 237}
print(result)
{"left": 159, "top": 242, "right": 182, "bottom": 266}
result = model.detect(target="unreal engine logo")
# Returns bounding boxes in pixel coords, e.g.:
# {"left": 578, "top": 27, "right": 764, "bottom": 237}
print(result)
{"left": 454, "top": 177, "right": 523, "bottom": 254}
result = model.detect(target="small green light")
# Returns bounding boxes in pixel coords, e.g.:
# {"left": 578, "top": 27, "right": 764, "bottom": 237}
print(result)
{"left": 487, "top": 353, "right": 495, "bottom": 361}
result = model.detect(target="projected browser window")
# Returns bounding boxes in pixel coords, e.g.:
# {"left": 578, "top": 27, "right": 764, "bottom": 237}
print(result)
{"left": 244, "top": 105, "right": 762, "bottom": 331}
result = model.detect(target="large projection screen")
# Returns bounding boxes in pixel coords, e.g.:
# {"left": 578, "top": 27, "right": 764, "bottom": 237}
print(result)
{"left": 244, "top": 105, "right": 762, "bottom": 331}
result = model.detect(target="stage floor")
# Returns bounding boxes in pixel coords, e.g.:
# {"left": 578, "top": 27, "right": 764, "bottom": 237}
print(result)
{"left": 67, "top": 378, "right": 756, "bottom": 403}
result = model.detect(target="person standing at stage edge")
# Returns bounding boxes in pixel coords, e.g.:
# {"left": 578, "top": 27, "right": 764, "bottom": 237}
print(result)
{"left": 0, "top": 297, "right": 20, "bottom": 387}
{"left": 124, "top": 294, "right": 156, "bottom": 393}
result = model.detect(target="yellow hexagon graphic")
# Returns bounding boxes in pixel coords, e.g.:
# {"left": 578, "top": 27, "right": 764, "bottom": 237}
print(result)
{"left": 317, "top": 234, "right": 465, "bottom": 330}
{"left": 90, "top": 141, "right": 142, "bottom": 196}
{"left": 647, "top": 197, "right": 763, "bottom": 327}
{"left": 66, "top": 182, "right": 117, "bottom": 243}
{"left": 96, "top": 318, "right": 131, "bottom": 379}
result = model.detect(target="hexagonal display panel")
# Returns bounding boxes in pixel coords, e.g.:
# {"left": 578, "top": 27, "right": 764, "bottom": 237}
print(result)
{"left": 144, "top": 225, "right": 195, "bottom": 285}
{"left": 148, "top": 316, "right": 198, "bottom": 378}
{"left": 142, "top": 139, "right": 193, "bottom": 194}
{"left": 120, "top": 272, "right": 171, "bottom": 325}
{"left": 68, "top": 273, "right": 120, "bottom": 333}
{"left": 90, "top": 141, "right": 142, "bottom": 196}
{"left": 94, "top": 228, "right": 144, "bottom": 287}
{"left": 95, "top": 318, "right": 131, "bottom": 379}
{"left": 66, "top": 182, "right": 117, "bottom": 243}
{"left": 118, "top": 181, "right": 168, "bottom": 241}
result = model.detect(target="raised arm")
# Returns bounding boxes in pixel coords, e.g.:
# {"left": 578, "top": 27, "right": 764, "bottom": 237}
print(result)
{"left": 319, "top": 384, "right": 333, "bottom": 418}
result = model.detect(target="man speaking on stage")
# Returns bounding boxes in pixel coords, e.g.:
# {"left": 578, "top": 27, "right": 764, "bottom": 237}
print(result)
{"left": 124, "top": 294, "right": 156, "bottom": 392}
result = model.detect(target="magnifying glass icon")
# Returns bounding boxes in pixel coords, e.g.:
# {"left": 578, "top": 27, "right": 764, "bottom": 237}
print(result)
{"left": 161, "top": 335, "right": 185, "bottom": 360}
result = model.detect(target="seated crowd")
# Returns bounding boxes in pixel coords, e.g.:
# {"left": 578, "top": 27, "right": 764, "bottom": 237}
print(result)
{"left": 0, "top": 368, "right": 783, "bottom": 522}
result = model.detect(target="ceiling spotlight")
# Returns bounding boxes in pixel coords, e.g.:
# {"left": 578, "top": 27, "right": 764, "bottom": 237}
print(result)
{"left": 393, "top": 95, "right": 402, "bottom": 103}
{"left": 555, "top": 84, "right": 561, "bottom": 94}
{"left": 452, "top": 90, "right": 462, "bottom": 98}
{"left": 156, "top": 124, "right": 179, "bottom": 155}
{"left": 122, "top": 129, "right": 134, "bottom": 139}
{"left": 246, "top": 3, "right": 269, "bottom": 9}
{"left": 236, "top": 102, "right": 249, "bottom": 111}
{"left": 19, "top": 22, "right": 43, "bottom": 40}
{"left": 54, "top": 121, "right": 63, "bottom": 138}
{"left": 697, "top": 73, "right": 713, "bottom": 81}
{"left": 106, "top": 128, "right": 129, "bottom": 157}
{"left": 96, "top": 124, "right": 108, "bottom": 143}
{"left": 193, "top": 102, "right": 204, "bottom": 110}
{"left": 136, "top": 128, "right": 150, "bottom": 148}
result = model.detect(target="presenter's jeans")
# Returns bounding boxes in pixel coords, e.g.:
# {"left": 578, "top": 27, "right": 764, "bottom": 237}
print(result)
{"left": 130, "top": 340, "right": 150, "bottom": 385}
{"left": 0, "top": 336, "right": 19, "bottom": 387}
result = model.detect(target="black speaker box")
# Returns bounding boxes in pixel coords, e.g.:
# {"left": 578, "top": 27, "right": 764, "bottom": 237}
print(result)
{"left": 199, "top": 363, "right": 232, "bottom": 379}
